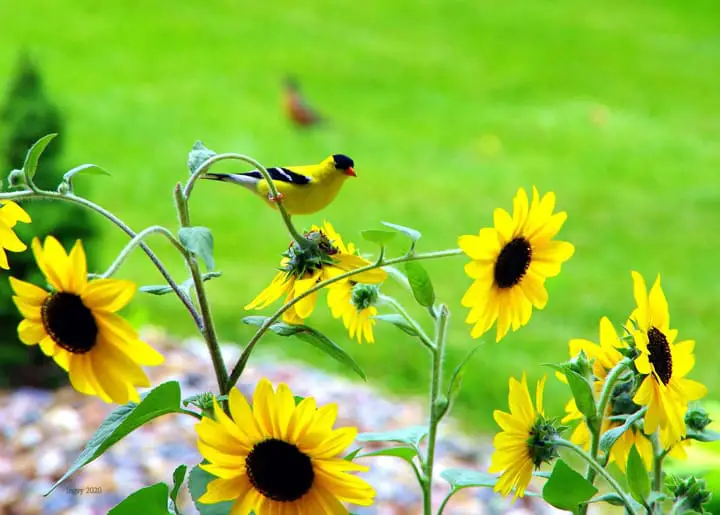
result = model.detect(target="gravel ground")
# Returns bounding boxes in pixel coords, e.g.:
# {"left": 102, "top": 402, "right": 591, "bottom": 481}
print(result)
{"left": 0, "top": 328, "right": 560, "bottom": 515}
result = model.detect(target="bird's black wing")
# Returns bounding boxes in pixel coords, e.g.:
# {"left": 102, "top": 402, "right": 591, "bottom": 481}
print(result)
{"left": 242, "top": 168, "right": 311, "bottom": 185}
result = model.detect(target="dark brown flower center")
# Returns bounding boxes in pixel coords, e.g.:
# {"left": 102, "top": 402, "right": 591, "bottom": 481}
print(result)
{"left": 494, "top": 237, "right": 532, "bottom": 288}
{"left": 647, "top": 327, "right": 672, "bottom": 385}
{"left": 246, "top": 438, "right": 314, "bottom": 502}
{"left": 41, "top": 292, "right": 98, "bottom": 354}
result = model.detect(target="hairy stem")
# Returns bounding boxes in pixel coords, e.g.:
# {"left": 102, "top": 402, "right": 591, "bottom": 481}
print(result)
{"left": 380, "top": 294, "right": 435, "bottom": 352}
{"left": 555, "top": 438, "right": 637, "bottom": 514}
{"left": 0, "top": 190, "right": 201, "bottom": 327}
{"left": 422, "top": 305, "right": 450, "bottom": 515}
{"left": 101, "top": 225, "right": 186, "bottom": 278}
{"left": 225, "top": 247, "right": 463, "bottom": 390}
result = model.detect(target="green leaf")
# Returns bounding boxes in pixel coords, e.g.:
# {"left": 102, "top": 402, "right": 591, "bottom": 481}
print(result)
{"left": 441, "top": 468, "right": 497, "bottom": 490}
{"left": 357, "top": 426, "right": 428, "bottom": 449}
{"left": 47, "top": 381, "right": 183, "bottom": 495}
{"left": 599, "top": 409, "right": 646, "bottom": 452}
{"left": 586, "top": 493, "right": 625, "bottom": 506}
{"left": 169, "top": 465, "right": 188, "bottom": 514}
{"left": 179, "top": 227, "right": 215, "bottom": 270}
{"left": 179, "top": 271, "right": 223, "bottom": 294}
{"left": 381, "top": 221, "right": 421, "bottom": 246}
{"left": 373, "top": 314, "right": 419, "bottom": 337}
{"left": 242, "top": 317, "right": 366, "bottom": 380}
{"left": 404, "top": 261, "right": 435, "bottom": 307}
{"left": 564, "top": 368, "right": 596, "bottom": 420}
{"left": 108, "top": 483, "right": 170, "bottom": 514}
{"left": 361, "top": 229, "right": 396, "bottom": 246}
{"left": 343, "top": 447, "right": 362, "bottom": 461}
{"left": 542, "top": 460, "right": 598, "bottom": 511}
{"left": 447, "top": 344, "right": 482, "bottom": 408}
{"left": 63, "top": 164, "right": 110, "bottom": 182}
{"left": 358, "top": 446, "right": 418, "bottom": 464}
{"left": 140, "top": 285, "right": 174, "bottom": 295}
{"left": 22, "top": 133, "right": 57, "bottom": 180}
{"left": 626, "top": 444, "right": 650, "bottom": 504}
{"left": 188, "top": 141, "right": 217, "bottom": 174}
{"left": 686, "top": 429, "right": 720, "bottom": 442}
{"left": 188, "top": 465, "right": 232, "bottom": 515}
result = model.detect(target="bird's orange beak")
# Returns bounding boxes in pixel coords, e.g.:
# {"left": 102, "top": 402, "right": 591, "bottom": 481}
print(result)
{"left": 345, "top": 167, "right": 356, "bottom": 177}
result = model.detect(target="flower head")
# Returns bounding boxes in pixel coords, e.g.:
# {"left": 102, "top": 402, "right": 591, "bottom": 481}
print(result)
{"left": 0, "top": 201, "right": 31, "bottom": 269}
{"left": 10, "top": 236, "right": 164, "bottom": 404}
{"left": 489, "top": 374, "right": 559, "bottom": 500}
{"left": 196, "top": 379, "right": 375, "bottom": 514}
{"left": 459, "top": 187, "right": 574, "bottom": 342}
{"left": 246, "top": 222, "right": 386, "bottom": 324}
{"left": 327, "top": 282, "right": 380, "bottom": 344}
{"left": 628, "top": 272, "right": 707, "bottom": 444}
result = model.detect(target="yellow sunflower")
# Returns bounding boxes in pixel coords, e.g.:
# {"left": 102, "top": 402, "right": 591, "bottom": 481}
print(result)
{"left": 561, "top": 399, "right": 653, "bottom": 472}
{"left": 327, "top": 281, "right": 379, "bottom": 344}
{"left": 459, "top": 186, "right": 574, "bottom": 342}
{"left": 246, "top": 221, "right": 386, "bottom": 324}
{"left": 489, "top": 373, "right": 558, "bottom": 500}
{"left": 196, "top": 378, "right": 375, "bottom": 514}
{"left": 10, "top": 236, "right": 164, "bottom": 404}
{"left": 0, "top": 200, "right": 31, "bottom": 269}
{"left": 628, "top": 271, "right": 707, "bottom": 444}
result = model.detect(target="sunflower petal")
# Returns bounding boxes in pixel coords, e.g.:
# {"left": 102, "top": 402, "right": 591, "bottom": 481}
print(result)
{"left": 82, "top": 279, "right": 136, "bottom": 312}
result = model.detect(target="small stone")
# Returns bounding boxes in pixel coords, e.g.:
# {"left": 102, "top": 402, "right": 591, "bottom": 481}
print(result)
{"left": 16, "top": 426, "right": 42, "bottom": 449}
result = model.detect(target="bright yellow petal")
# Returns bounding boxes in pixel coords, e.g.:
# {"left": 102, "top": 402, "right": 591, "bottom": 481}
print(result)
{"left": 0, "top": 220, "right": 27, "bottom": 252}
{"left": 647, "top": 275, "right": 669, "bottom": 331}
{"left": 631, "top": 271, "right": 649, "bottom": 329}
{"left": 42, "top": 236, "right": 73, "bottom": 291}
{"left": 199, "top": 476, "right": 251, "bottom": 504}
{"left": 67, "top": 240, "right": 88, "bottom": 294}
{"left": 253, "top": 378, "right": 278, "bottom": 438}
{"left": 0, "top": 201, "right": 31, "bottom": 224}
{"left": 17, "top": 319, "right": 46, "bottom": 345}
{"left": 245, "top": 272, "right": 291, "bottom": 310}
{"left": 9, "top": 276, "right": 48, "bottom": 304}
{"left": 82, "top": 279, "right": 136, "bottom": 312}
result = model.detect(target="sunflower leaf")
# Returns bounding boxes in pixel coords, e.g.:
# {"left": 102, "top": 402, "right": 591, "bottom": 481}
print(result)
{"left": 188, "top": 141, "right": 217, "bottom": 174}
{"left": 627, "top": 444, "right": 651, "bottom": 504}
{"left": 373, "top": 314, "right": 419, "bottom": 337}
{"left": 357, "top": 426, "right": 428, "bottom": 450}
{"left": 179, "top": 226, "right": 215, "bottom": 271}
{"left": 169, "top": 465, "right": 187, "bottom": 515}
{"left": 381, "top": 221, "right": 421, "bottom": 249}
{"left": 63, "top": 163, "right": 111, "bottom": 182}
{"left": 441, "top": 468, "right": 496, "bottom": 489}
{"left": 404, "top": 261, "right": 435, "bottom": 307}
{"left": 563, "top": 367, "right": 596, "bottom": 421}
{"left": 344, "top": 447, "right": 363, "bottom": 461}
{"left": 179, "top": 271, "right": 223, "bottom": 294}
{"left": 140, "top": 285, "right": 174, "bottom": 295}
{"left": 447, "top": 344, "right": 482, "bottom": 409}
{"left": 542, "top": 460, "right": 598, "bottom": 510}
{"left": 599, "top": 408, "right": 646, "bottom": 452}
{"left": 358, "top": 446, "right": 418, "bottom": 463}
{"left": 46, "top": 381, "right": 183, "bottom": 495}
{"left": 22, "top": 133, "right": 57, "bottom": 180}
{"left": 188, "top": 465, "right": 233, "bottom": 515}
{"left": 361, "top": 229, "right": 396, "bottom": 246}
{"left": 108, "top": 483, "right": 171, "bottom": 514}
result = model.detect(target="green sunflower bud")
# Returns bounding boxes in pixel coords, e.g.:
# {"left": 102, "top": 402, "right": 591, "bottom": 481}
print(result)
{"left": 610, "top": 380, "right": 642, "bottom": 416}
{"left": 8, "top": 168, "right": 26, "bottom": 188}
{"left": 563, "top": 350, "right": 593, "bottom": 380}
{"left": 527, "top": 417, "right": 562, "bottom": 468}
{"left": 281, "top": 230, "right": 338, "bottom": 278}
{"left": 57, "top": 180, "right": 71, "bottom": 194}
{"left": 685, "top": 406, "right": 712, "bottom": 432}
{"left": 669, "top": 476, "right": 712, "bottom": 513}
{"left": 351, "top": 284, "right": 380, "bottom": 310}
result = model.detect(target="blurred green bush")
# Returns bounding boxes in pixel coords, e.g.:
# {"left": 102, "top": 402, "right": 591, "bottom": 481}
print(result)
{"left": 0, "top": 52, "right": 98, "bottom": 388}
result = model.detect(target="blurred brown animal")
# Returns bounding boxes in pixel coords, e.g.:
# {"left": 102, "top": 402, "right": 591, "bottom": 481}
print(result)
{"left": 283, "top": 76, "right": 324, "bottom": 128}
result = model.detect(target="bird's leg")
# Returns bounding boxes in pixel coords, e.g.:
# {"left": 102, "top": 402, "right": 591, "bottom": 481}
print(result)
{"left": 267, "top": 192, "right": 285, "bottom": 203}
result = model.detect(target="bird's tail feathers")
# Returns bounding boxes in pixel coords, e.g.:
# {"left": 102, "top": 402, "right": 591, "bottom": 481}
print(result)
{"left": 202, "top": 172, "right": 258, "bottom": 188}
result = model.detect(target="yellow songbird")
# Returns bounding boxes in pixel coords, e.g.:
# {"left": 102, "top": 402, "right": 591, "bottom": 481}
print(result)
{"left": 202, "top": 154, "right": 355, "bottom": 216}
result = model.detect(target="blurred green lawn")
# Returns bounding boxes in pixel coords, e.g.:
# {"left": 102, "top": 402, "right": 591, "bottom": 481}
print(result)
{"left": 2, "top": 0, "right": 719, "bottom": 431}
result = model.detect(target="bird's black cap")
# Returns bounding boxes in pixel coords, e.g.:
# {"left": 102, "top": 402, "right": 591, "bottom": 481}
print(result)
{"left": 332, "top": 154, "right": 354, "bottom": 170}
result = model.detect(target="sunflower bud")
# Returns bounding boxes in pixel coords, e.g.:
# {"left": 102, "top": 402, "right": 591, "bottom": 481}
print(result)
{"left": 670, "top": 476, "right": 712, "bottom": 513}
{"left": 281, "top": 229, "right": 337, "bottom": 278}
{"left": 685, "top": 406, "right": 712, "bottom": 432}
{"left": 527, "top": 418, "right": 562, "bottom": 468}
{"left": 564, "top": 350, "right": 593, "bottom": 380}
{"left": 8, "top": 169, "right": 26, "bottom": 188}
{"left": 57, "top": 180, "right": 71, "bottom": 195}
{"left": 610, "top": 380, "right": 642, "bottom": 416}
{"left": 351, "top": 284, "right": 380, "bottom": 310}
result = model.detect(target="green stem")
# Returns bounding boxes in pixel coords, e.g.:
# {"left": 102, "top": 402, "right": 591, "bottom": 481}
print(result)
{"left": 174, "top": 185, "right": 229, "bottom": 394}
{"left": 669, "top": 499, "right": 688, "bottom": 515}
{"left": 0, "top": 190, "right": 201, "bottom": 327}
{"left": 101, "top": 225, "right": 186, "bottom": 278}
{"left": 225, "top": 248, "right": 463, "bottom": 390}
{"left": 437, "top": 492, "right": 453, "bottom": 515}
{"left": 179, "top": 408, "right": 203, "bottom": 420}
{"left": 652, "top": 433, "right": 664, "bottom": 495}
{"left": 422, "top": 305, "right": 450, "bottom": 515}
{"left": 183, "top": 152, "right": 307, "bottom": 247}
{"left": 379, "top": 294, "right": 435, "bottom": 352}
{"left": 555, "top": 438, "right": 637, "bottom": 514}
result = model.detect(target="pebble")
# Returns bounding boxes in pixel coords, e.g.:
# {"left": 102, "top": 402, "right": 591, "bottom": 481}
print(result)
{"left": 0, "top": 328, "right": 564, "bottom": 514}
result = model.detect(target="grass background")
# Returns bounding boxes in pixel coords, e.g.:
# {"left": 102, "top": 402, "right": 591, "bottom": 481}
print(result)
{"left": 1, "top": 0, "right": 719, "bottom": 431}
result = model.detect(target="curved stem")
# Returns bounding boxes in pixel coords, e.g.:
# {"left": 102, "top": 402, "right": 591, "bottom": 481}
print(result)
{"left": 183, "top": 153, "right": 307, "bottom": 247}
{"left": 0, "top": 190, "right": 201, "bottom": 327}
{"left": 379, "top": 294, "right": 435, "bottom": 352}
{"left": 651, "top": 433, "right": 665, "bottom": 506}
{"left": 669, "top": 498, "right": 688, "bottom": 515}
{"left": 437, "top": 492, "right": 453, "bottom": 515}
{"left": 101, "top": 225, "right": 186, "bottom": 278}
{"left": 555, "top": 438, "right": 637, "bottom": 514}
{"left": 422, "top": 305, "right": 450, "bottom": 515}
{"left": 225, "top": 247, "right": 463, "bottom": 390}
{"left": 179, "top": 408, "right": 203, "bottom": 420}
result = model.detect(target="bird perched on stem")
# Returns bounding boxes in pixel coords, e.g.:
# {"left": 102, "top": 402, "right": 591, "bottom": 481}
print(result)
{"left": 202, "top": 154, "right": 355, "bottom": 215}
{"left": 283, "top": 76, "right": 324, "bottom": 128}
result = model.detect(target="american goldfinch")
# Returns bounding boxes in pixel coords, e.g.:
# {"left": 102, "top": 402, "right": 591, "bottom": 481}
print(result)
{"left": 202, "top": 154, "right": 355, "bottom": 215}
{"left": 283, "top": 76, "right": 324, "bottom": 127}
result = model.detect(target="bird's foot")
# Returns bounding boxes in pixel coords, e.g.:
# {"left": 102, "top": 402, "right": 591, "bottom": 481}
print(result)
{"left": 268, "top": 192, "right": 285, "bottom": 203}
